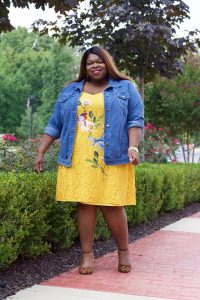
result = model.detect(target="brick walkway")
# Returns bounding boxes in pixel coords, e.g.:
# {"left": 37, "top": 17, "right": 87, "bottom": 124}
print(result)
{"left": 6, "top": 212, "right": 200, "bottom": 300}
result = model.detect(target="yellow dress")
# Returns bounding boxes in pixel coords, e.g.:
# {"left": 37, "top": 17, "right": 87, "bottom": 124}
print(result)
{"left": 56, "top": 92, "right": 136, "bottom": 206}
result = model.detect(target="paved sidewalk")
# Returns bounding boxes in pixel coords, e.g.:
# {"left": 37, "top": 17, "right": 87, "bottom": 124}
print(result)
{"left": 6, "top": 212, "right": 200, "bottom": 300}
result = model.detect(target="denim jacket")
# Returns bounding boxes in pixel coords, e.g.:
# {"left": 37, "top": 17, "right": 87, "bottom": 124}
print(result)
{"left": 44, "top": 78, "right": 144, "bottom": 166}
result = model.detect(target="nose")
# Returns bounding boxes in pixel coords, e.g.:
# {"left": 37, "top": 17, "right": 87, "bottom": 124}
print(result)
{"left": 92, "top": 62, "right": 99, "bottom": 68}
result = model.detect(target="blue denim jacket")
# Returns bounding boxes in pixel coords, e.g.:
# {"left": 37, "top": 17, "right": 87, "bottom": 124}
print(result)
{"left": 44, "top": 78, "right": 144, "bottom": 166}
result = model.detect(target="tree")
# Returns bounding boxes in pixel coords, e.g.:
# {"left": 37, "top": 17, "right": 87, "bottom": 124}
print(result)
{"left": 0, "top": 0, "right": 82, "bottom": 33}
{"left": 34, "top": 42, "right": 80, "bottom": 133}
{"left": 144, "top": 53, "right": 200, "bottom": 162}
{"left": 0, "top": 27, "right": 78, "bottom": 136}
{"left": 35, "top": 0, "right": 200, "bottom": 99}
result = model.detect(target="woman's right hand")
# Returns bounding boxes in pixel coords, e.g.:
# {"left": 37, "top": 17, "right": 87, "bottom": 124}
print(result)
{"left": 34, "top": 153, "right": 44, "bottom": 173}
{"left": 33, "top": 134, "right": 56, "bottom": 173}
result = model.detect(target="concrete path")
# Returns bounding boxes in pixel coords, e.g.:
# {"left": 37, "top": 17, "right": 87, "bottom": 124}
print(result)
{"left": 6, "top": 212, "right": 200, "bottom": 300}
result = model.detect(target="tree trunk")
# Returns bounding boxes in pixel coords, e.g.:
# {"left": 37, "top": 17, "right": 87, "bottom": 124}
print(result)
{"left": 138, "top": 76, "right": 144, "bottom": 101}
{"left": 181, "top": 143, "right": 186, "bottom": 163}
{"left": 186, "top": 132, "right": 190, "bottom": 163}
{"left": 192, "top": 146, "right": 195, "bottom": 163}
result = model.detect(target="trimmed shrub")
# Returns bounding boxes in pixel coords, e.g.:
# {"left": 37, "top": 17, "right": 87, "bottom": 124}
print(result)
{"left": 0, "top": 163, "right": 200, "bottom": 269}
{"left": 126, "top": 167, "right": 164, "bottom": 225}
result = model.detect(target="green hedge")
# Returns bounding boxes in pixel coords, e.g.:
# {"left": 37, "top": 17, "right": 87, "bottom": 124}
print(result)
{"left": 0, "top": 163, "right": 200, "bottom": 269}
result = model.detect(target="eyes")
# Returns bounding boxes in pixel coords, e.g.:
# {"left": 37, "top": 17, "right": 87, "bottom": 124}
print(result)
{"left": 86, "top": 60, "right": 105, "bottom": 66}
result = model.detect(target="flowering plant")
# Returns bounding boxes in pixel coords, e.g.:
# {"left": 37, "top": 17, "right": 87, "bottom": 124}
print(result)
{"left": 0, "top": 134, "right": 17, "bottom": 158}
{"left": 143, "top": 123, "right": 180, "bottom": 163}
{"left": 0, "top": 136, "right": 59, "bottom": 172}
{"left": 2, "top": 134, "right": 17, "bottom": 142}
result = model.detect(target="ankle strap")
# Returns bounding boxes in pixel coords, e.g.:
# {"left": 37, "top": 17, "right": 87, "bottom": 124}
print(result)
{"left": 118, "top": 248, "right": 129, "bottom": 252}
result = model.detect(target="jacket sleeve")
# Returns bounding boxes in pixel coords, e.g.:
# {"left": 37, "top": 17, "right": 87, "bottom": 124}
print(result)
{"left": 127, "top": 82, "right": 144, "bottom": 129}
{"left": 44, "top": 99, "right": 63, "bottom": 139}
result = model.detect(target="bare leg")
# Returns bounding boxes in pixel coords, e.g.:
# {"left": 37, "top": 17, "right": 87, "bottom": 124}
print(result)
{"left": 77, "top": 203, "right": 97, "bottom": 274}
{"left": 99, "top": 206, "right": 131, "bottom": 270}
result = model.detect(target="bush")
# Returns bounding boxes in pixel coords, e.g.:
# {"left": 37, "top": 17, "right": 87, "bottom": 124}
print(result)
{"left": 0, "top": 163, "right": 200, "bottom": 269}
{"left": 0, "top": 138, "right": 59, "bottom": 172}
{"left": 126, "top": 167, "right": 164, "bottom": 224}
{"left": 141, "top": 123, "right": 180, "bottom": 163}
{"left": 183, "top": 164, "right": 200, "bottom": 204}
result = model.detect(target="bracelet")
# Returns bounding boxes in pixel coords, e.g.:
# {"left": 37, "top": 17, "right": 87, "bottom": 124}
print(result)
{"left": 128, "top": 146, "right": 139, "bottom": 153}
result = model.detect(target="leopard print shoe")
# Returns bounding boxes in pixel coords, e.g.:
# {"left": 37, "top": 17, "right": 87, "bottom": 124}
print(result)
{"left": 79, "top": 251, "right": 94, "bottom": 275}
{"left": 118, "top": 249, "right": 131, "bottom": 273}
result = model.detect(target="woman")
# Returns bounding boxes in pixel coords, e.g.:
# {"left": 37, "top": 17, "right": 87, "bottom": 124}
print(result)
{"left": 34, "top": 46, "right": 144, "bottom": 275}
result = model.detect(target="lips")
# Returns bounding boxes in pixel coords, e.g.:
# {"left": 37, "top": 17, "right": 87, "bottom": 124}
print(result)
{"left": 92, "top": 69, "right": 102, "bottom": 75}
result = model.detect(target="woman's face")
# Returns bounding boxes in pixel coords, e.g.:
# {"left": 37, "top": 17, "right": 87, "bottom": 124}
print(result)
{"left": 86, "top": 53, "right": 108, "bottom": 82}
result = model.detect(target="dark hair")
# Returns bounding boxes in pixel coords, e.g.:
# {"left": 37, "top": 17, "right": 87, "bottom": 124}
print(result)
{"left": 72, "top": 46, "right": 130, "bottom": 82}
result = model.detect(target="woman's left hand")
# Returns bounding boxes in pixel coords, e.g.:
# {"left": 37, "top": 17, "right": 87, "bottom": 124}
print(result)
{"left": 128, "top": 149, "right": 140, "bottom": 166}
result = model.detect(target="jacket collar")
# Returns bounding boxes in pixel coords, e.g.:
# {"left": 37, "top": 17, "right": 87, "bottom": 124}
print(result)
{"left": 72, "top": 79, "right": 85, "bottom": 91}
{"left": 108, "top": 78, "right": 121, "bottom": 88}
{"left": 71, "top": 77, "right": 121, "bottom": 92}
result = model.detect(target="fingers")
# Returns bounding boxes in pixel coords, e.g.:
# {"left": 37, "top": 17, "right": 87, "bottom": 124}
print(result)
{"left": 33, "top": 156, "right": 44, "bottom": 173}
{"left": 34, "top": 163, "right": 42, "bottom": 173}
{"left": 128, "top": 151, "right": 140, "bottom": 166}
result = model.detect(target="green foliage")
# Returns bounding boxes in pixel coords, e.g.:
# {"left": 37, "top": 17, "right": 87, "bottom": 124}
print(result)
{"left": 1, "top": 163, "right": 200, "bottom": 269}
{"left": 46, "top": 201, "right": 78, "bottom": 249}
{"left": 145, "top": 54, "right": 200, "bottom": 144}
{"left": 144, "top": 54, "right": 200, "bottom": 163}
{"left": 36, "top": 0, "right": 200, "bottom": 85}
{"left": 141, "top": 123, "right": 180, "bottom": 163}
{"left": 35, "top": 43, "right": 79, "bottom": 132}
{"left": 144, "top": 164, "right": 186, "bottom": 211}
{"left": 126, "top": 167, "right": 164, "bottom": 224}
{"left": 0, "top": 28, "right": 79, "bottom": 136}
{"left": 0, "top": 0, "right": 80, "bottom": 33}
{"left": 126, "top": 164, "right": 200, "bottom": 226}
{"left": 181, "top": 164, "right": 200, "bottom": 204}
{"left": 0, "top": 138, "right": 59, "bottom": 172}
{"left": 0, "top": 172, "right": 77, "bottom": 268}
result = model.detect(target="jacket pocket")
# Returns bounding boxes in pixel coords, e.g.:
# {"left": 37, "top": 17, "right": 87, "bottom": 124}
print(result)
{"left": 58, "top": 94, "right": 70, "bottom": 123}
{"left": 58, "top": 94, "right": 70, "bottom": 103}
{"left": 116, "top": 92, "right": 129, "bottom": 109}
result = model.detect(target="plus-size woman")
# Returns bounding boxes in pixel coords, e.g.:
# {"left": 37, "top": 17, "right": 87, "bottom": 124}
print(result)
{"left": 34, "top": 46, "right": 144, "bottom": 275}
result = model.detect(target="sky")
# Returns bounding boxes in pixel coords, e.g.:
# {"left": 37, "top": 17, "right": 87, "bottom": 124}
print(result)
{"left": 9, "top": 0, "right": 200, "bottom": 34}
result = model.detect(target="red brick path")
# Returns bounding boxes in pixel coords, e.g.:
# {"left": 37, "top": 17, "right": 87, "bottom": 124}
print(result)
{"left": 41, "top": 213, "right": 200, "bottom": 300}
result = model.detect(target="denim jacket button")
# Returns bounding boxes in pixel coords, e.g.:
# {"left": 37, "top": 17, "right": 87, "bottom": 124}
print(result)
{"left": 106, "top": 124, "right": 110, "bottom": 128}
{"left": 106, "top": 142, "right": 109, "bottom": 146}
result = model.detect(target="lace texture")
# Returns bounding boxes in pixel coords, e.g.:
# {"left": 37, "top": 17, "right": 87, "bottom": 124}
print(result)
{"left": 56, "top": 92, "right": 136, "bottom": 206}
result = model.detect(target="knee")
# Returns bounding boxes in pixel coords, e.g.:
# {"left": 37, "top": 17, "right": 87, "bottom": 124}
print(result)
{"left": 77, "top": 202, "right": 97, "bottom": 212}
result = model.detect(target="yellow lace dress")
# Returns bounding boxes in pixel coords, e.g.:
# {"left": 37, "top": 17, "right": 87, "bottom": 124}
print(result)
{"left": 56, "top": 92, "right": 136, "bottom": 206}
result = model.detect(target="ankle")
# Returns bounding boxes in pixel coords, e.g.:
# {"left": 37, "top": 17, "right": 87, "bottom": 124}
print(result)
{"left": 118, "top": 249, "right": 130, "bottom": 262}
{"left": 118, "top": 248, "right": 129, "bottom": 253}
{"left": 82, "top": 250, "right": 93, "bottom": 254}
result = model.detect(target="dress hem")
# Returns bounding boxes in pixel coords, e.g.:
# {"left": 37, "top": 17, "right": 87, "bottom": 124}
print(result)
{"left": 56, "top": 198, "right": 136, "bottom": 206}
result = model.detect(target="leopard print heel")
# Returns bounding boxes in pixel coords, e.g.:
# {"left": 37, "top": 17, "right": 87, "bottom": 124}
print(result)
{"left": 118, "top": 248, "right": 131, "bottom": 273}
{"left": 79, "top": 251, "right": 94, "bottom": 275}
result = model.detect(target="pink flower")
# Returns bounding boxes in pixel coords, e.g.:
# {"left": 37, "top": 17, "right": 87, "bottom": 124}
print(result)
{"left": 9, "top": 136, "right": 17, "bottom": 141}
{"left": 144, "top": 123, "right": 156, "bottom": 130}
{"left": 2, "top": 134, "right": 17, "bottom": 142}
{"left": 2, "top": 134, "right": 9, "bottom": 140}
{"left": 158, "top": 128, "right": 163, "bottom": 131}
{"left": 173, "top": 138, "right": 180, "bottom": 145}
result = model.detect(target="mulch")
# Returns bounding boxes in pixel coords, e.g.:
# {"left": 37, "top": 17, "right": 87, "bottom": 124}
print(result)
{"left": 1, "top": 202, "right": 200, "bottom": 300}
